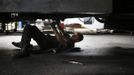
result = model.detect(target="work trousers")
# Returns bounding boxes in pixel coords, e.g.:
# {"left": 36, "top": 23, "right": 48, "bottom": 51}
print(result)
{"left": 20, "top": 25, "right": 49, "bottom": 50}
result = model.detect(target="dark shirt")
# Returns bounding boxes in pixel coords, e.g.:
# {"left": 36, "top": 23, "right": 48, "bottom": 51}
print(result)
{"left": 46, "top": 33, "right": 74, "bottom": 52}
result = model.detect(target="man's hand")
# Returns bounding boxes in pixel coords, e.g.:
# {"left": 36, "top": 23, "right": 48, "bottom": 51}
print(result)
{"left": 51, "top": 22, "right": 57, "bottom": 29}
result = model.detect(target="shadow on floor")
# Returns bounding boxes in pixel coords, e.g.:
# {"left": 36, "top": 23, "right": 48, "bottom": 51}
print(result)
{"left": 0, "top": 46, "right": 134, "bottom": 75}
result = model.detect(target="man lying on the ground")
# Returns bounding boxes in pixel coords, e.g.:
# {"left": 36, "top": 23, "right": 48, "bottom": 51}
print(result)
{"left": 12, "top": 21, "right": 84, "bottom": 58}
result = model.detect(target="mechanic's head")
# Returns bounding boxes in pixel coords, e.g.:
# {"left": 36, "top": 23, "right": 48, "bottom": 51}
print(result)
{"left": 71, "top": 32, "right": 84, "bottom": 42}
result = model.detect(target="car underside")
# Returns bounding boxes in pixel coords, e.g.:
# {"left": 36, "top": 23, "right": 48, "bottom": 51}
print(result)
{"left": 0, "top": 0, "right": 134, "bottom": 31}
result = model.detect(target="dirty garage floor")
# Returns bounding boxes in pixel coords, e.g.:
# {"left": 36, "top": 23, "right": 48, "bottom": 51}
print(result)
{"left": 0, "top": 34, "right": 134, "bottom": 75}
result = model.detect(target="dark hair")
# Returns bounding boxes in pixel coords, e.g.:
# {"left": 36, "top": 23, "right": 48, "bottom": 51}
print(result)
{"left": 77, "top": 33, "right": 84, "bottom": 41}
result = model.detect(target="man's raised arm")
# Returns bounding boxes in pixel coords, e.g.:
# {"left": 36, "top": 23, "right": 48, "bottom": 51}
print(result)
{"left": 51, "top": 22, "right": 67, "bottom": 47}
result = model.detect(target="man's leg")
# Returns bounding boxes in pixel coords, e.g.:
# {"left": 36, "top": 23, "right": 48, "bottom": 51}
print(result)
{"left": 13, "top": 25, "right": 48, "bottom": 58}
{"left": 20, "top": 25, "right": 48, "bottom": 48}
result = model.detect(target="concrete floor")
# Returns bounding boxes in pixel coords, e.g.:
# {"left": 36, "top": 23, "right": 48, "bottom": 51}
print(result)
{"left": 0, "top": 34, "right": 134, "bottom": 75}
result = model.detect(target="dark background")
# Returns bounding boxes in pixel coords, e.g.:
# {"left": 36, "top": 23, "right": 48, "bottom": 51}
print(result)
{"left": 0, "top": 0, "right": 112, "bottom": 13}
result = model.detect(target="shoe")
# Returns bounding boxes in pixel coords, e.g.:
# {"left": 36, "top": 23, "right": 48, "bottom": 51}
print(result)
{"left": 12, "top": 42, "right": 33, "bottom": 49}
{"left": 48, "top": 48, "right": 57, "bottom": 54}
{"left": 13, "top": 47, "right": 30, "bottom": 58}
{"left": 12, "top": 42, "right": 21, "bottom": 48}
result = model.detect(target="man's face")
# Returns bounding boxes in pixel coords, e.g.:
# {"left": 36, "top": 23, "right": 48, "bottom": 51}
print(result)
{"left": 71, "top": 33, "right": 79, "bottom": 42}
